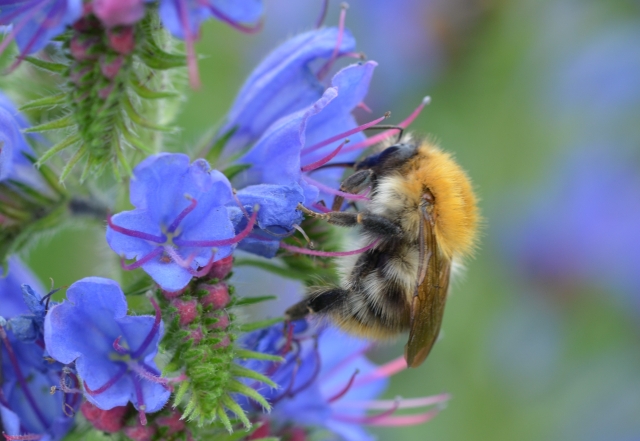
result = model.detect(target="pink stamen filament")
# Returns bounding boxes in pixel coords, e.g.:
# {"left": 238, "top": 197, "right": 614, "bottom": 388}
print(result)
{"left": 173, "top": 207, "right": 259, "bottom": 247}
{"left": 343, "top": 96, "right": 431, "bottom": 154}
{"left": 3, "top": 434, "right": 42, "bottom": 440}
{"left": 311, "top": 202, "right": 331, "bottom": 213}
{"left": 321, "top": 344, "right": 373, "bottom": 383}
{"left": 317, "top": 3, "right": 348, "bottom": 80}
{"left": 345, "top": 393, "right": 451, "bottom": 410}
{"left": 354, "top": 355, "right": 407, "bottom": 387}
{"left": 113, "top": 336, "right": 129, "bottom": 354}
{"left": 302, "top": 175, "right": 370, "bottom": 202}
{"left": 357, "top": 102, "right": 372, "bottom": 113}
{"left": 366, "top": 409, "right": 439, "bottom": 427}
{"left": 327, "top": 369, "right": 359, "bottom": 403}
{"left": 84, "top": 365, "right": 127, "bottom": 395}
{"left": 333, "top": 399, "right": 400, "bottom": 425}
{"left": 301, "top": 139, "right": 349, "bottom": 172}
{"left": 281, "top": 323, "right": 295, "bottom": 355}
{"left": 163, "top": 246, "right": 196, "bottom": 269}
{"left": 131, "top": 298, "right": 162, "bottom": 359}
{"left": 315, "top": 0, "right": 329, "bottom": 28}
{"left": 108, "top": 215, "right": 166, "bottom": 243}
{"left": 60, "top": 369, "right": 82, "bottom": 394}
{"left": 272, "top": 361, "right": 300, "bottom": 404}
{"left": 187, "top": 251, "right": 217, "bottom": 277}
{"left": 132, "top": 376, "right": 147, "bottom": 425}
{"left": 0, "top": 327, "right": 48, "bottom": 429}
{"left": 168, "top": 196, "right": 197, "bottom": 233}
{"left": 177, "top": 0, "right": 200, "bottom": 88}
{"left": 280, "top": 238, "right": 378, "bottom": 257}
{"left": 208, "top": 4, "right": 263, "bottom": 34}
{"left": 0, "top": 1, "right": 42, "bottom": 57}
{"left": 129, "top": 363, "right": 169, "bottom": 386}
{"left": 290, "top": 340, "right": 322, "bottom": 396}
{"left": 301, "top": 113, "right": 389, "bottom": 156}
{"left": 120, "top": 247, "right": 164, "bottom": 270}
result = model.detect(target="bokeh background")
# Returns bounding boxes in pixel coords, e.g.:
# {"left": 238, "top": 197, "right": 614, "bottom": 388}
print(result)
{"left": 23, "top": 0, "right": 640, "bottom": 440}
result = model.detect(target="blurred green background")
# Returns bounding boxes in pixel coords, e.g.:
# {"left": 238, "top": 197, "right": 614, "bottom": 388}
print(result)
{"left": 24, "top": 0, "right": 640, "bottom": 440}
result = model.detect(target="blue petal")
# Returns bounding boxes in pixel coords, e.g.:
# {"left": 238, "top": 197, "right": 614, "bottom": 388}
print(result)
{"left": 0, "top": 106, "right": 21, "bottom": 181}
{"left": 235, "top": 183, "right": 304, "bottom": 231}
{"left": 105, "top": 209, "right": 162, "bottom": 258}
{"left": 159, "top": 0, "right": 211, "bottom": 39}
{"left": 220, "top": 27, "right": 356, "bottom": 154}
{"left": 6, "top": 0, "right": 83, "bottom": 54}
{"left": 209, "top": 0, "right": 263, "bottom": 24}
{"left": 0, "top": 256, "right": 42, "bottom": 319}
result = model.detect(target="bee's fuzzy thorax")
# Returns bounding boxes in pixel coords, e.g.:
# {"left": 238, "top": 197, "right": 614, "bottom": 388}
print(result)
{"left": 402, "top": 142, "right": 479, "bottom": 259}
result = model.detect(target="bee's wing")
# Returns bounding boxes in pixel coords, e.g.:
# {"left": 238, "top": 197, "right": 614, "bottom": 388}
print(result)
{"left": 405, "top": 207, "right": 452, "bottom": 368}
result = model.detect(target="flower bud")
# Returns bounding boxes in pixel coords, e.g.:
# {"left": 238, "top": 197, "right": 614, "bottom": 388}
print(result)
{"left": 93, "top": 0, "right": 146, "bottom": 28}
{"left": 208, "top": 255, "right": 233, "bottom": 280}
{"left": 107, "top": 26, "right": 136, "bottom": 54}
{"left": 124, "top": 424, "right": 156, "bottom": 441}
{"left": 156, "top": 410, "right": 186, "bottom": 435}
{"left": 198, "top": 283, "right": 230, "bottom": 309}
{"left": 100, "top": 55, "right": 124, "bottom": 80}
{"left": 172, "top": 299, "right": 198, "bottom": 326}
{"left": 80, "top": 402, "right": 127, "bottom": 433}
{"left": 70, "top": 35, "right": 99, "bottom": 61}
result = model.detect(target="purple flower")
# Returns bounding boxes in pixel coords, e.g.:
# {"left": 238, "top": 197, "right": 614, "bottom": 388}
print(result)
{"left": 106, "top": 153, "right": 256, "bottom": 292}
{"left": 0, "top": 257, "right": 44, "bottom": 319}
{"left": 500, "top": 146, "right": 640, "bottom": 311}
{"left": 234, "top": 61, "right": 382, "bottom": 209}
{"left": 240, "top": 322, "right": 448, "bottom": 440}
{"left": 44, "top": 277, "right": 170, "bottom": 422}
{"left": 92, "top": 0, "right": 146, "bottom": 27}
{"left": 0, "top": 0, "right": 82, "bottom": 57}
{"left": 158, "top": 0, "right": 263, "bottom": 87}
{"left": 219, "top": 26, "right": 357, "bottom": 155}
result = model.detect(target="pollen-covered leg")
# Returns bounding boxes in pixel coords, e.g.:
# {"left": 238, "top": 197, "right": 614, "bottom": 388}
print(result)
{"left": 297, "top": 204, "right": 402, "bottom": 237}
{"left": 285, "top": 287, "right": 349, "bottom": 320}
{"left": 332, "top": 169, "right": 374, "bottom": 210}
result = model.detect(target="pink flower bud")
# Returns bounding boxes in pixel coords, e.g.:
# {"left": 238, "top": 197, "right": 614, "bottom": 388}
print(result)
{"left": 208, "top": 255, "right": 233, "bottom": 280}
{"left": 70, "top": 36, "right": 99, "bottom": 61}
{"left": 108, "top": 27, "right": 136, "bottom": 55}
{"left": 80, "top": 402, "right": 127, "bottom": 433}
{"left": 213, "top": 334, "right": 230, "bottom": 349}
{"left": 156, "top": 411, "right": 186, "bottom": 435}
{"left": 124, "top": 424, "right": 156, "bottom": 441}
{"left": 172, "top": 299, "right": 198, "bottom": 326}
{"left": 211, "top": 313, "right": 229, "bottom": 330}
{"left": 93, "top": 0, "right": 146, "bottom": 28}
{"left": 198, "top": 283, "right": 230, "bottom": 309}
{"left": 187, "top": 327, "right": 204, "bottom": 344}
{"left": 98, "top": 84, "right": 114, "bottom": 100}
{"left": 162, "top": 286, "right": 187, "bottom": 299}
{"left": 100, "top": 55, "right": 124, "bottom": 80}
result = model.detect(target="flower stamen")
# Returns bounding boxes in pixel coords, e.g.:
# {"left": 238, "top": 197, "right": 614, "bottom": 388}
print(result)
{"left": 130, "top": 298, "right": 162, "bottom": 359}
{"left": 177, "top": 0, "right": 200, "bottom": 88}
{"left": 208, "top": 4, "right": 263, "bottom": 34}
{"left": 3, "top": 433, "right": 43, "bottom": 440}
{"left": 343, "top": 96, "right": 431, "bottom": 153}
{"left": 327, "top": 369, "right": 359, "bottom": 403}
{"left": 84, "top": 365, "right": 128, "bottom": 395}
{"left": 301, "top": 175, "right": 370, "bottom": 202}
{"left": 301, "top": 112, "right": 389, "bottom": 156}
{"left": 167, "top": 196, "right": 198, "bottom": 233}
{"left": 120, "top": 246, "right": 164, "bottom": 270}
{"left": 108, "top": 215, "right": 167, "bottom": 243}
{"left": 301, "top": 139, "right": 349, "bottom": 172}
{"left": 354, "top": 355, "right": 407, "bottom": 387}
{"left": 113, "top": 336, "right": 129, "bottom": 355}
{"left": 132, "top": 376, "right": 148, "bottom": 425}
{"left": 317, "top": 3, "right": 349, "bottom": 80}
{"left": 173, "top": 206, "right": 259, "bottom": 247}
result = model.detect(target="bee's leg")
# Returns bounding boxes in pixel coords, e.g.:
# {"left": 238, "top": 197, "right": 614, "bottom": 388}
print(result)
{"left": 297, "top": 204, "right": 402, "bottom": 237}
{"left": 332, "top": 169, "right": 375, "bottom": 211}
{"left": 285, "top": 287, "right": 349, "bottom": 320}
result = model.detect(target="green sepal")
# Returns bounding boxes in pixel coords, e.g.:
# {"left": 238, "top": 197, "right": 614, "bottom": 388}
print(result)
{"left": 227, "top": 379, "right": 272, "bottom": 411}
{"left": 138, "top": 40, "right": 186, "bottom": 70}
{"left": 233, "top": 295, "right": 277, "bottom": 306}
{"left": 231, "top": 364, "right": 277, "bottom": 388}
{"left": 221, "top": 394, "right": 252, "bottom": 430}
{"left": 23, "top": 56, "right": 67, "bottom": 73}
{"left": 24, "top": 114, "right": 75, "bottom": 133}
{"left": 235, "top": 349, "right": 283, "bottom": 363}
{"left": 123, "top": 98, "right": 173, "bottom": 132}
{"left": 19, "top": 93, "right": 67, "bottom": 111}
{"left": 238, "top": 317, "right": 284, "bottom": 333}
{"left": 130, "top": 80, "right": 179, "bottom": 100}
{"left": 36, "top": 133, "right": 81, "bottom": 166}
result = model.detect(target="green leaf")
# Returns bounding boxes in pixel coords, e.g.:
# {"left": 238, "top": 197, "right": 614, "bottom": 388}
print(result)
{"left": 130, "top": 80, "right": 179, "bottom": 100}
{"left": 24, "top": 114, "right": 75, "bottom": 133}
{"left": 173, "top": 380, "right": 190, "bottom": 407}
{"left": 59, "top": 147, "right": 87, "bottom": 182}
{"left": 222, "top": 163, "right": 251, "bottom": 181}
{"left": 228, "top": 379, "right": 271, "bottom": 411}
{"left": 36, "top": 133, "right": 81, "bottom": 166}
{"left": 23, "top": 56, "right": 67, "bottom": 73}
{"left": 235, "top": 349, "right": 283, "bottom": 362}
{"left": 221, "top": 394, "right": 252, "bottom": 429}
{"left": 239, "top": 318, "right": 284, "bottom": 333}
{"left": 234, "top": 295, "right": 277, "bottom": 306}
{"left": 205, "top": 126, "right": 237, "bottom": 165}
{"left": 19, "top": 93, "right": 66, "bottom": 111}
{"left": 231, "top": 364, "right": 276, "bottom": 388}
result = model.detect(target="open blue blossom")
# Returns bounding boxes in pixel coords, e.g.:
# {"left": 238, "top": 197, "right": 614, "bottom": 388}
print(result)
{"left": 234, "top": 61, "right": 380, "bottom": 208}
{"left": 1, "top": 263, "right": 78, "bottom": 441}
{"left": 106, "top": 153, "right": 256, "bottom": 292}
{"left": 0, "top": 0, "right": 82, "bottom": 56}
{"left": 0, "top": 257, "right": 43, "bottom": 319}
{"left": 44, "top": 277, "right": 170, "bottom": 422}
{"left": 219, "top": 26, "right": 357, "bottom": 154}
{"left": 158, "top": 0, "right": 263, "bottom": 87}
{"left": 240, "top": 322, "right": 447, "bottom": 441}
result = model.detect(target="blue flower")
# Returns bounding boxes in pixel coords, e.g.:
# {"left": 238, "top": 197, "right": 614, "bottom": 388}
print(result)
{"left": 157, "top": 0, "right": 263, "bottom": 87}
{"left": 6, "top": 284, "right": 51, "bottom": 343}
{"left": 0, "top": 0, "right": 82, "bottom": 56}
{"left": 240, "top": 322, "right": 448, "bottom": 440}
{"left": 106, "top": 153, "right": 254, "bottom": 292}
{"left": 0, "top": 257, "right": 43, "bottom": 319}
{"left": 234, "top": 61, "right": 379, "bottom": 208}
{"left": 44, "top": 277, "right": 170, "bottom": 421}
{"left": 219, "top": 27, "right": 357, "bottom": 155}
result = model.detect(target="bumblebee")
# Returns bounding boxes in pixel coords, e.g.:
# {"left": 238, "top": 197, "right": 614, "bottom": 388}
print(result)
{"left": 286, "top": 138, "right": 479, "bottom": 367}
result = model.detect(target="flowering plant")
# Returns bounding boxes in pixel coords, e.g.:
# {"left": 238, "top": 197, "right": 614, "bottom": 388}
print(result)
{"left": 0, "top": 2, "right": 445, "bottom": 440}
